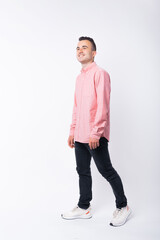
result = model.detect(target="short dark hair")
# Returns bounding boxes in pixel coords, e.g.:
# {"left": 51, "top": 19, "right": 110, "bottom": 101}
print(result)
{"left": 79, "top": 36, "right": 96, "bottom": 51}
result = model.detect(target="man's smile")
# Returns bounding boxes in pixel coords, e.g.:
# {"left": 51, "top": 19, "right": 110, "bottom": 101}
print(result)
{"left": 78, "top": 54, "right": 85, "bottom": 57}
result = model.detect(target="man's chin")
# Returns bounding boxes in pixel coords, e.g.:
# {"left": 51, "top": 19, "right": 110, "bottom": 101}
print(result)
{"left": 77, "top": 59, "right": 88, "bottom": 64}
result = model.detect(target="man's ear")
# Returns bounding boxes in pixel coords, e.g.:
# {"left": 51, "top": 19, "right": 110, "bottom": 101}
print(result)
{"left": 93, "top": 51, "right": 97, "bottom": 58}
{"left": 92, "top": 51, "right": 97, "bottom": 60}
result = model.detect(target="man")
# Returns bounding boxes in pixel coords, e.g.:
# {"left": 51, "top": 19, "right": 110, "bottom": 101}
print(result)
{"left": 61, "top": 36, "right": 131, "bottom": 226}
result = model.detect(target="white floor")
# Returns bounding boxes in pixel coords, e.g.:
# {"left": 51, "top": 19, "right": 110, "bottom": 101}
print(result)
{"left": 0, "top": 199, "right": 159, "bottom": 240}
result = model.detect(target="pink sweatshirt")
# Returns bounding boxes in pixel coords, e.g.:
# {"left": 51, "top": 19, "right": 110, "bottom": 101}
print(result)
{"left": 69, "top": 61, "right": 111, "bottom": 143}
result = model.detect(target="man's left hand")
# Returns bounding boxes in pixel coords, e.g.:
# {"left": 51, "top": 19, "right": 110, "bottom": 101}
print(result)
{"left": 89, "top": 138, "right": 99, "bottom": 150}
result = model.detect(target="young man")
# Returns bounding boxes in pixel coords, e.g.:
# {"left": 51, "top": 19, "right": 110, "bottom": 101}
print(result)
{"left": 61, "top": 36, "right": 131, "bottom": 226}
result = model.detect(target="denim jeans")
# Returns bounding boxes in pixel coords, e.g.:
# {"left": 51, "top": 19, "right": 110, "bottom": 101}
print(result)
{"left": 74, "top": 137, "right": 127, "bottom": 209}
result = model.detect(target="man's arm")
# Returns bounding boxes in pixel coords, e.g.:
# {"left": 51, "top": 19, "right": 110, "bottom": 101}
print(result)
{"left": 69, "top": 91, "right": 77, "bottom": 137}
{"left": 90, "top": 70, "right": 111, "bottom": 140}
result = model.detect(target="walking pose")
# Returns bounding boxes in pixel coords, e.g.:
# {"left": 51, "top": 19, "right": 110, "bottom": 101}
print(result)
{"left": 61, "top": 36, "right": 131, "bottom": 226}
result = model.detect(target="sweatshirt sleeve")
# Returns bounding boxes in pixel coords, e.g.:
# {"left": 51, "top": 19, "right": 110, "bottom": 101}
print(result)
{"left": 90, "top": 70, "right": 111, "bottom": 140}
{"left": 69, "top": 90, "right": 77, "bottom": 136}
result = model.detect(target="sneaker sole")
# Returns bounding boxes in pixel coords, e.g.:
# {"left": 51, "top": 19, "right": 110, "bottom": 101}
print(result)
{"left": 110, "top": 209, "right": 132, "bottom": 227}
{"left": 61, "top": 214, "right": 92, "bottom": 220}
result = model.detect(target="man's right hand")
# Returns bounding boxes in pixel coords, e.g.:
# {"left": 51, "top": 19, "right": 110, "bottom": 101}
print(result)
{"left": 68, "top": 135, "right": 75, "bottom": 148}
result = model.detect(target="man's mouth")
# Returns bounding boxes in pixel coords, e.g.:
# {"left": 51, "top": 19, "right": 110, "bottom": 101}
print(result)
{"left": 79, "top": 54, "right": 85, "bottom": 57}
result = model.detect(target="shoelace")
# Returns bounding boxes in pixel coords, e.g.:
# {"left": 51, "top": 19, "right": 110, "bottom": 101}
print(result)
{"left": 73, "top": 205, "right": 91, "bottom": 211}
{"left": 113, "top": 207, "right": 125, "bottom": 218}
{"left": 72, "top": 206, "right": 79, "bottom": 212}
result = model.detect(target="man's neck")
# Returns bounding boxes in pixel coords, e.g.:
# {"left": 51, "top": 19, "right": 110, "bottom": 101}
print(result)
{"left": 81, "top": 61, "right": 94, "bottom": 69}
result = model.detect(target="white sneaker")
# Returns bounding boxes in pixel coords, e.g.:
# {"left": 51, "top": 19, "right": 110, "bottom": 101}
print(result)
{"left": 110, "top": 205, "right": 131, "bottom": 226}
{"left": 61, "top": 205, "right": 92, "bottom": 220}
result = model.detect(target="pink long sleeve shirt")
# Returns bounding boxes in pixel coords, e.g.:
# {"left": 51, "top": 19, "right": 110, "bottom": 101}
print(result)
{"left": 69, "top": 61, "right": 111, "bottom": 143}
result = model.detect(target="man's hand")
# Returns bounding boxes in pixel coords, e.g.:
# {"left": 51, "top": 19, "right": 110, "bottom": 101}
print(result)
{"left": 68, "top": 135, "right": 75, "bottom": 148}
{"left": 89, "top": 137, "right": 99, "bottom": 150}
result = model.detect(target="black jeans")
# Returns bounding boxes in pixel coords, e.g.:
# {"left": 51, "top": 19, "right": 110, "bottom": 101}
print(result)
{"left": 74, "top": 137, "right": 127, "bottom": 209}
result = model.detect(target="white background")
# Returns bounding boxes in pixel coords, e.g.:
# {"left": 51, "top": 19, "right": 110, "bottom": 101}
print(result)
{"left": 0, "top": 0, "right": 160, "bottom": 239}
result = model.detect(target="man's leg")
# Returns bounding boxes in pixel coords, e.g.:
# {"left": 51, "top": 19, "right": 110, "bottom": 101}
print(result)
{"left": 75, "top": 141, "right": 92, "bottom": 209}
{"left": 85, "top": 137, "right": 127, "bottom": 209}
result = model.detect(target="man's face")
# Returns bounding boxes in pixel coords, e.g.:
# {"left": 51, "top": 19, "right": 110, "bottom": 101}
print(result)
{"left": 76, "top": 40, "right": 96, "bottom": 64}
